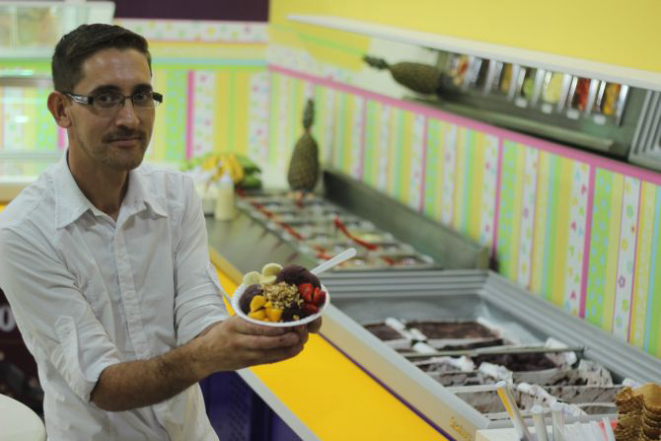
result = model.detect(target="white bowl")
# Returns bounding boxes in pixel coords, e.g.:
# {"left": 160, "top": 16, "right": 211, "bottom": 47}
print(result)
{"left": 231, "top": 283, "right": 330, "bottom": 327}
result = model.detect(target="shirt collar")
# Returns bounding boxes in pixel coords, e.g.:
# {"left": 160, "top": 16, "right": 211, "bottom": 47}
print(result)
{"left": 53, "top": 153, "right": 168, "bottom": 229}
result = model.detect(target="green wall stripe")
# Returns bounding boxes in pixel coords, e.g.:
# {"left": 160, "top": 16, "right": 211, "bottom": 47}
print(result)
{"left": 586, "top": 169, "right": 614, "bottom": 325}
{"left": 165, "top": 70, "right": 187, "bottom": 162}
{"left": 497, "top": 141, "right": 518, "bottom": 277}
{"left": 644, "top": 186, "right": 661, "bottom": 355}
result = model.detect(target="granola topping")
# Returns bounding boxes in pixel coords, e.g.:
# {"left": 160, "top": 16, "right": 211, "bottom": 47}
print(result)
{"left": 262, "top": 282, "right": 302, "bottom": 310}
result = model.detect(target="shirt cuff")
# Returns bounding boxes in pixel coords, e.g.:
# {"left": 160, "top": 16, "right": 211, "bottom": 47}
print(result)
{"left": 53, "top": 316, "right": 123, "bottom": 402}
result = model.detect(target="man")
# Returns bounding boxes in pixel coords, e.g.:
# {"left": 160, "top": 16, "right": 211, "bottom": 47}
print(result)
{"left": 0, "top": 24, "right": 320, "bottom": 440}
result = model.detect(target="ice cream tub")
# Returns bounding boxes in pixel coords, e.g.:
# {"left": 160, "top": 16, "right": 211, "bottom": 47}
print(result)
{"left": 231, "top": 282, "right": 329, "bottom": 328}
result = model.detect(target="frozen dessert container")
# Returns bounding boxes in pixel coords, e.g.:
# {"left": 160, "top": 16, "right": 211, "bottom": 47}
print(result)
{"left": 231, "top": 283, "right": 330, "bottom": 328}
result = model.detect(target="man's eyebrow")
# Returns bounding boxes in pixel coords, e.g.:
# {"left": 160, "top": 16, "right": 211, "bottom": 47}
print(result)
{"left": 87, "top": 84, "right": 154, "bottom": 95}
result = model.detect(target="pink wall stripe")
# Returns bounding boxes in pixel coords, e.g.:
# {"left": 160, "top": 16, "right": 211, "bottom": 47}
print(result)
{"left": 57, "top": 127, "right": 66, "bottom": 150}
{"left": 418, "top": 117, "right": 429, "bottom": 212}
{"left": 491, "top": 138, "right": 505, "bottom": 259}
{"left": 579, "top": 165, "right": 597, "bottom": 318}
{"left": 269, "top": 65, "right": 661, "bottom": 186}
{"left": 185, "top": 71, "right": 195, "bottom": 160}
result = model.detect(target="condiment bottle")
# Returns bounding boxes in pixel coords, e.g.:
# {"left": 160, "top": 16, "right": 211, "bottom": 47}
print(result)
{"left": 214, "top": 171, "right": 235, "bottom": 221}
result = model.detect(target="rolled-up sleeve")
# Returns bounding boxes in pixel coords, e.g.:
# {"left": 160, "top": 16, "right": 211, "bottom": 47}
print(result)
{"left": 0, "top": 228, "right": 123, "bottom": 402}
{"left": 173, "top": 177, "right": 228, "bottom": 346}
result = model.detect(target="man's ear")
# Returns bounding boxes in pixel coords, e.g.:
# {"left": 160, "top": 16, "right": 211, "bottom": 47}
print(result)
{"left": 47, "top": 91, "right": 72, "bottom": 128}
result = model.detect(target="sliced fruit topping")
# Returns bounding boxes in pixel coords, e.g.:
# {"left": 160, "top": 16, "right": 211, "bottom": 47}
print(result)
{"left": 312, "top": 289, "right": 326, "bottom": 306}
{"left": 242, "top": 271, "right": 261, "bottom": 286}
{"left": 298, "top": 283, "right": 314, "bottom": 302}
{"left": 261, "top": 263, "right": 283, "bottom": 277}
{"left": 265, "top": 307, "right": 283, "bottom": 322}
{"left": 249, "top": 295, "right": 267, "bottom": 312}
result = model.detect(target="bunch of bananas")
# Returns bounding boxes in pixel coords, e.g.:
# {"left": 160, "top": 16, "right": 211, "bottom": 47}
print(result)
{"left": 183, "top": 152, "right": 262, "bottom": 189}
{"left": 211, "top": 152, "right": 244, "bottom": 184}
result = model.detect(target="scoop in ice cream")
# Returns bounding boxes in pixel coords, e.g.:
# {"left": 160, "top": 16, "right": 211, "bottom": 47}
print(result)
{"left": 275, "top": 264, "right": 321, "bottom": 288}
{"left": 239, "top": 283, "right": 264, "bottom": 313}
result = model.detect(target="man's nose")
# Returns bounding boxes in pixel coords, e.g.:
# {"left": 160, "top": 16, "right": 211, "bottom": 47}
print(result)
{"left": 114, "top": 98, "right": 140, "bottom": 128}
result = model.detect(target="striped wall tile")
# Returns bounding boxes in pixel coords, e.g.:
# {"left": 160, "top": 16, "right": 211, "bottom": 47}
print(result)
{"left": 630, "top": 182, "right": 661, "bottom": 357}
{"left": 330, "top": 93, "right": 365, "bottom": 179}
{"left": 479, "top": 136, "right": 499, "bottom": 247}
{"left": 247, "top": 72, "right": 271, "bottom": 165}
{"left": 349, "top": 96, "right": 365, "bottom": 180}
{"left": 563, "top": 162, "right": 590, "bottom": 315}
{"left": 266, "top": 68, "right": 661, "bottom": 359}
{"left": 422, "top": 118, "right": 498, "bottom": 245}
{"left": 312, "top": 85, "right": 337, "bottom": 167}
{"left": 612, "top": 177, "right": 641, "bottom": 341}
{"left": 163, "top": 70, "right": 188, "bottom": 163}
{"left": 586, "top": 169, "right": 625, "bottom": 330}
{"left": 189, "top": 70, "right": 216, "bottom": 158}
{"left": 440, "top": 122, "right": 458, "bottom": 227}
{"left": 496, "top": 141, "right": 525, "bottom": 281}
{"left": 268, "top": 73, "right": 311, "bottom": 170}
{"left": 409, "top": 113, "right": 426, "bottom": 211}
{"left": 422, "top": 118, "right": 444, "bottom": 221}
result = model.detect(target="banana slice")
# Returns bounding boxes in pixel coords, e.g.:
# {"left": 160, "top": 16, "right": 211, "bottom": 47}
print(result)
{"left": 261, "top": 263, "right": 282, "bottom": 277}
{"left": 259, "top": 274, "right": 277, "bottom": 285}
{"left": 242, "top": 271, "right": 261, "bottom": 286}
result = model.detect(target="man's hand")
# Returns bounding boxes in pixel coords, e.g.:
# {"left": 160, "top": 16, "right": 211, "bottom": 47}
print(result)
{"left": 91, "top": 315, "right": 320, "bottom": 412}
{"left": 192, "top": 316, "right": 307, "bottom": 377}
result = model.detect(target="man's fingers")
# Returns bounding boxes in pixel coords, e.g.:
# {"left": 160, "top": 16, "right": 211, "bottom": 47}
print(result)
{"left": 237, "top": 331, "right": 302, "bottom": 351}
{"left": 229, "top": 316, "right": 288, "bottom": 336}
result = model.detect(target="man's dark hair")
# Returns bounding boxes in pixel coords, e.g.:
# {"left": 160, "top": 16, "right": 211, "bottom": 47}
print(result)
{"left": 51, "top": 24, "right": 152, "bottom": 93}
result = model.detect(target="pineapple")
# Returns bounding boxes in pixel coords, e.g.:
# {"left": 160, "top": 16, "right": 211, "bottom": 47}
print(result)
{"left": 363, "top": 55, "right": 444, "bottom": 95}
{"left": 287, "top": 99, "right": 320, "bottom": 192}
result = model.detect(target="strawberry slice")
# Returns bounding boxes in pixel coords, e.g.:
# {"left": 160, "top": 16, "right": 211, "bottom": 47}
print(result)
{"left": 298, "top": 283, "right": 314, "bottom": 303}
{"left": 312, "top": 288, "right": 326, "bottom": 306}
{"left": 302, "top": 303, "right": 319, "bottom": 315}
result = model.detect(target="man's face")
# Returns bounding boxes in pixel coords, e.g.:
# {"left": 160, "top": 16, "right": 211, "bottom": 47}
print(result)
{"left": 66, "top": 48, "right": 154, "bottom": 171}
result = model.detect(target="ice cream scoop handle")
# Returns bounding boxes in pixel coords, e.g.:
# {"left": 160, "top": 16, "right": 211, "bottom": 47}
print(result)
{"left": 311, "top": 248, "right": 357, "bottom": 275}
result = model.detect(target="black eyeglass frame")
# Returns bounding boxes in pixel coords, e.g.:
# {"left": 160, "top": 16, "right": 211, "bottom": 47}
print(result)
{"left": 64, "top": 91, "right": 164, "bottom": 109}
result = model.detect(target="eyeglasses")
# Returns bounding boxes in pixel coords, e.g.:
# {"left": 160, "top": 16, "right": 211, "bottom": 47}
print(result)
{"left": 65, "top": 91, "right": 163, "bottom": 113}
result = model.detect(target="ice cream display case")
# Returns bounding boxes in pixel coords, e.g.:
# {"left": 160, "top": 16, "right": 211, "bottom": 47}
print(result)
{"left": 319, "top": 269, "right": 661, "bottom": 441}
{"left": 230, "top": 170, "right": 489, "bottom": 273}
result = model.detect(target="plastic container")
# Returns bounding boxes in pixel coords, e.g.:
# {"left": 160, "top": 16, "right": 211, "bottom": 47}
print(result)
{"left": 214, "top": 171, "right": 235, "bottom": 221}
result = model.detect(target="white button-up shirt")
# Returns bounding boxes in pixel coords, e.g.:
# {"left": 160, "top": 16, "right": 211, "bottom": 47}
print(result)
{"left": 0, "top": 156, "right": 228, "bottom": 440}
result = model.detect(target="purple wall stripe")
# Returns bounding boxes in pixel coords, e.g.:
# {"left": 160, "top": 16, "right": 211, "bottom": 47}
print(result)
{"left": 580, "top": 165, "right": 597, "bottom": 318}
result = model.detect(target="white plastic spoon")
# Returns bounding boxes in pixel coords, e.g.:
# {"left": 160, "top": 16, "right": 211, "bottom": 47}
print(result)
{"left": 310, "top": 247, "right": 357, "bottom": 275}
